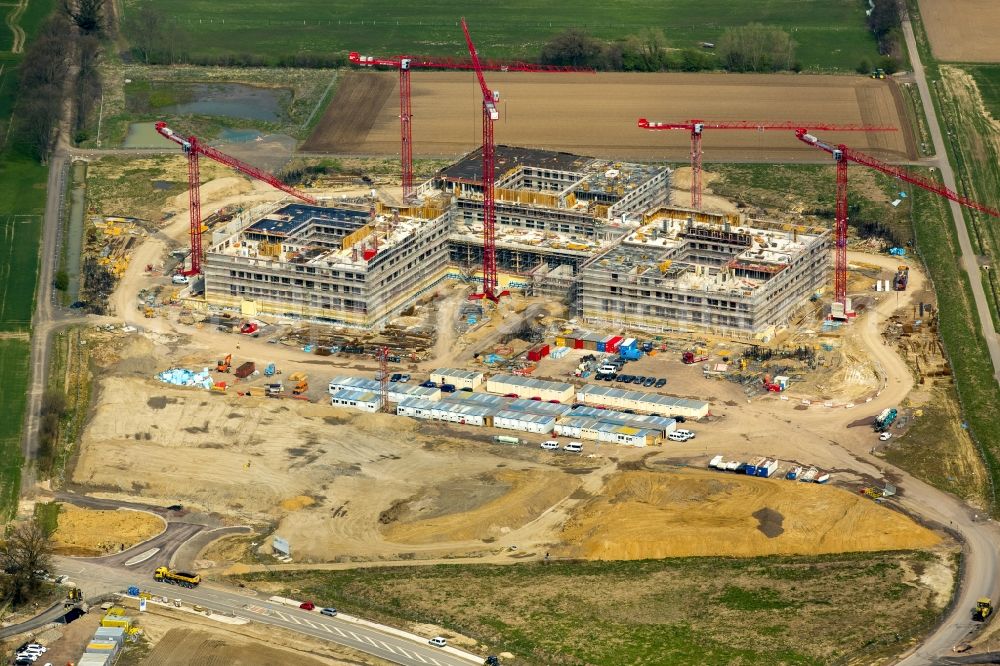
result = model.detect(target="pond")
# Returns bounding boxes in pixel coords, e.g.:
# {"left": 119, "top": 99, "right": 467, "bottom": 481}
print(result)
{"left": 129, "top": 82, "right": 290, "bottom": 122}
{"left": 123, "top": 122, "right": 176, "bottom": 149}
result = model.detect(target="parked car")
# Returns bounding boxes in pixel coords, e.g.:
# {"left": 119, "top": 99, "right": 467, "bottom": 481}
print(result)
{"left": 675, "top": 429, "right": 696, "bottom": 440}
{"left": 667, "top": 431, "right": 690, "bottom": 442}
{"left": 563, "top": 442, "right": 583, "bottom": 453}
{"left": 529, "top": 396, "right": 542, "bottom": 401}
{"left": 655, "top": 378, "right": 667, "bottom": 388}
{"left": 398, "top": 374, "right": 410, "bottom": 383}
{"left": 622, "top": 409, "right": 636, "bottom": 414}
{"left": 879, "top": 432, "right": 892, "bottom": 441}
{"left": 429, "top": 637, "right": 448, "bottom": 648}
{"left": 548, "top": 399, "right": 561, "bottom": 404}
{"left": 540, "top": 440, "right": 560, "bottom": 450}
{"left": 320, "top": 607, "right": 338, "bottom": 617}
{"left": 643, "top": 377, "right": 656, "bottom": 387}
{"left": 440, "top": 383, "right": 457, "bottom": 393}
{"left": 503, "top": 393, "right": 519, "bottom": 398}
{"left": 460, "top": 387, "right": 474, "bottom": 392}
{"left": 631, "top": 375, "right": 645, "bottom": 384}
{"left": 420, "top": 380, "right": 437, "bottom": 388}
{"left": 671, "top": 415, "right": 686, "bottom": 423}
{"left": 299, "top": 601, "right": 316, "bottom": 611}
{"left": 171, "top": 274, "right": 189, "bottom": 285}
{"left": 390, "top": 373, "right": 403, "bottom": 383}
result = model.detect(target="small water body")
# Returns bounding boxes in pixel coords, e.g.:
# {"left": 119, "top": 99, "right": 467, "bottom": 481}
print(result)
{"left": 123, "top": 122, "right": 176, "bottom": 148}
{"left": 161, "top": 84, "right": 289, "bottom": 122}
{"left": 66, "top": 163, "right": 87, "bottom": 303}
{"left": 220, "top": 128, "right": 263, "bottom": 143}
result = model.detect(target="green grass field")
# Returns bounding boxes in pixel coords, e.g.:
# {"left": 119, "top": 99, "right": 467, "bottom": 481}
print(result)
{"left": 0, "top": 339, "right": 30, "bottom": 518}
{"left": 968, "top": 65, "right": 1000, "bottom": 119}
{"left": 124, "top": 0, "right": 881, "bottom": 72}
{"left": 0, "top": 0, "right": 58, "bottom": 517}
{"left": 237, "top": 551, "right": 944, "bottom": 665}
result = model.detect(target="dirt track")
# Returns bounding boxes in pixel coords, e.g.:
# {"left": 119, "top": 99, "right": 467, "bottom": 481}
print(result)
{"left": 918, "top": 0, "right": 1000, "bottom": 62}
{"left": 305, "top": 71, "right": 913, "bottom": 161}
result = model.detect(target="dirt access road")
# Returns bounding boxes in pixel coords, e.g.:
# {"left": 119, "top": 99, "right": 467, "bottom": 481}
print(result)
{"left": 305, "top": 70, "right": 913, "bottom": 162}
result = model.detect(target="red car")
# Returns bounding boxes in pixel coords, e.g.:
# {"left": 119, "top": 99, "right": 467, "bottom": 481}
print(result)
{"left": 299, "top": 601, "right": 316, "bottom": 611}
{"left": 503, "top": 393, "right": 519, "bottom": 398}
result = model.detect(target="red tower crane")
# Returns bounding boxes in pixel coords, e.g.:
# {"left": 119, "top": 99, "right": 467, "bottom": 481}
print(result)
{"left": 349, "top": 50, "right": 591, "bottom": 201}
{"left": 155, "top": 121, "right": 318, "bottom": 276}
{"left": 795, "top": 130, "right": 1000, "bottom": 315}
{"left": 636, "top": 118, "right": 896, "bottom": 210}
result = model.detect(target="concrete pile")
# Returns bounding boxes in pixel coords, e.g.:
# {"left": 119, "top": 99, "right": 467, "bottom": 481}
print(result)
{"left": 155, "top": 367, "right": 213, "bottom": 389}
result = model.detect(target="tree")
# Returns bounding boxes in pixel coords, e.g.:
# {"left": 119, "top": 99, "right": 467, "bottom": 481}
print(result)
{"left": 54, "top": 270, "right": 69, "bottom": 291}
{"left": 718, "top": 23, "right": 796, "bottom": 72}
{"left": 539, "top": 29, "right": 606, "bottom": 68}
{"left": 123, "top": 5, "right": 165, "bottom": 64}
{"left": 0, "top": 521, "right": 53, "bottom": 606}
{"left": 63, "top": 0, "right": 104, "bottom": 34}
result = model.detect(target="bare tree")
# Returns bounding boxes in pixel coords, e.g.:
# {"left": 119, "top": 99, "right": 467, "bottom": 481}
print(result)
{"left": 718, "top": 23, "right": 796, "bottom": 72}
{"left": 63, "top": 0, "right": 104, "bottom": 34}
{"left": 0, "top": 521, "right": 54, "bottom": 606}
{"left": 123, "top": 5, "right": 165, "bottom": 64}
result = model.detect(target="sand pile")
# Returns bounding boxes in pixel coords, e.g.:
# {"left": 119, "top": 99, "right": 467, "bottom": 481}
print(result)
{"left": 558, "top": 469, "right": 940, "bottom": 560}
{"left": 280, "top": 496, "right": 315, "bottom": 511}
{"left": 52, "top": 504, "right": 164, "bottom": 556}
{"left": 383, "top": 469, "right": 579, "bottom": 544}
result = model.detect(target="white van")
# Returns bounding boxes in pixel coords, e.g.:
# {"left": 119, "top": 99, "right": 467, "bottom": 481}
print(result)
{"left": 667, "top": 431, "right": 689, "bottom": 442}
{"left": 674, "top": 429, "right": 695, "bottom": 440}
{"left": 563, "top": 442, "right": 583, "bottom": 453}
{"left": 598, "top": 364, "right": 618, "bottom": 375}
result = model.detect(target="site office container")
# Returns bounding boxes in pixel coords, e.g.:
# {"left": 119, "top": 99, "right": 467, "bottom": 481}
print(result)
{"left": 606, "top": 336, "right": 624, "bottom": 353}
{"left": 527, "top": 344, "right": 550, "bottom": 362}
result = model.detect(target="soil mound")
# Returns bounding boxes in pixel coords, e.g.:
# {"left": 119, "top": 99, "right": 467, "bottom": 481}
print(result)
{"left": 558, "top": 469, "right": 939, "bottom": 559}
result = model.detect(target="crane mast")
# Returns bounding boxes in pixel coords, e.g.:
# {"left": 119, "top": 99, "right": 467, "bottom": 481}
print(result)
{"left": 463, "top": 17, "right": 502, "bottom": 301}
{"left": 349, "top": 51, "right": 592, "bottom": 201}
{"left": 795, "top": 130, "right": 1000, "bottom": 316}
{"left": 637, "top": 118, "right": 895, "bottom": 210}
{"left": 155, "top": 122, "right": 317, "bottom": 276}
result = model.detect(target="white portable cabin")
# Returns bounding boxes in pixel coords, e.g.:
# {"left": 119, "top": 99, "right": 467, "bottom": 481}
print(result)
{"left": 493, "top": 410, "right": 556, "bottom": 434}
{"left": 430, "top": 368, "right": 484, "bottom": 389}
{"left": 329, "top": 388, "right": 382, "bottom": 413}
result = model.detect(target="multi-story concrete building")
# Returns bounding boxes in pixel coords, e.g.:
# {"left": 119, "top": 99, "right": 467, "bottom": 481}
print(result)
{"left": 203, "top": 203, "right": 451, "bottom": 328}
{"left": 577, "top": 208, "right": 830, "bottom": 337}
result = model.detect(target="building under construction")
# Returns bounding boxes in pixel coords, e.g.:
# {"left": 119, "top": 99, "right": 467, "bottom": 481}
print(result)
{"left": 203, "top": 203, "right": 452, "bottom": 328}
{"left": 577, "top": 208, "right": 830, "bottom": 337}
{"left": 201, "top": 147, "right": 828, "bottom": 336}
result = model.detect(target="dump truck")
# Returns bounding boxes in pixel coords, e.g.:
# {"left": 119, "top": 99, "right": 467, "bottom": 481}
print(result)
{"left": 973, "top": 597, "right": 993, "bottom": 621}
{"left": 289, "top": 372, "right": 309, "bottom": 395}
{"left": 216, "top": 354, "right": 232, "bottom": 373}
{"left": 682, "top": 351, "right": 708, "bottom": 364}
{"left": 234, "top": 361, "right": 256, "bottom": 379}
{"left": 153, "top": 566, "right": 201, "bottom": 588}
{"left": 873, "top": 407, "right": 898, "bottom": 432}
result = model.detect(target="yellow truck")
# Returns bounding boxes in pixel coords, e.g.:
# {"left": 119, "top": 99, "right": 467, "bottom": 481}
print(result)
{"left": 153, "top": 566, "right": 201, "bottom": 588}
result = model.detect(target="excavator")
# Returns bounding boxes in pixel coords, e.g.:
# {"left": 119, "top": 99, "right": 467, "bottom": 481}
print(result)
{"left": 973, "top": 597, "right": 993, "bottom": 621}
{"left": 216, "top": 354, "right": 232, "bottom": 373}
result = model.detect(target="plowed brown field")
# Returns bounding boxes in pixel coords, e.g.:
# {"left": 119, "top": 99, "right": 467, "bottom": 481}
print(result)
{"left": 305, "top": 71, "right": 913, "bottom": 162}
{"left": 918, "top": 0, "right": 1000, "bottom": 62}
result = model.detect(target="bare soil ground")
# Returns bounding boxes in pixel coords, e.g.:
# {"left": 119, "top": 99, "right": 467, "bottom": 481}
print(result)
{"left": 558, "top": 469, "right": 940, "bottom": 560}
{"left": 131, "top": 600, "right": 382, "bottom": 666}
{"left": 51, "top": 503, "right": 164, "bottom": 556}
{"left": 304, "top": 71, "right": 912, "bottom": 161}
{"left": 918, "top": 0, "right": 1000, "bottom": 62}
{"left": 302, "top": 71, "right": 396, "bottom": 153}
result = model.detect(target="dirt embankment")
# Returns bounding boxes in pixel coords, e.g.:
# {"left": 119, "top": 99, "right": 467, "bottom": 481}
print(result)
{"left": 381, "top": 469, "right": 580, "bottom": 544}
{"left": 52, "top": 504, "right": 165, "bottom": 556}
{"left": 557, "top": 469, "right": 940, "bottom": 560}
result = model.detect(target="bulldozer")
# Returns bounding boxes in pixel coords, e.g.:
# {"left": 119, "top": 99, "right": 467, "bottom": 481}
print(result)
{"left": 973, "top": 597, "right": 993, "bottom": 621}
{"left": 216, "top": 353, "right": 232, "bottom": 373}
{"left": 64, "top": 585, "right": 83, "bottom": 606}
{"left": 289, "top": 372, "right": 309, "bottom": 395}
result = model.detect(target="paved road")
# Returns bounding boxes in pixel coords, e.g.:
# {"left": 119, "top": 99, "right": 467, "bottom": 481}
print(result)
{"left": 0, "top": 600, "right": 74, "bottom": 640}
{"left": 54, "top": 558, "right": 482, "bottom": 666}
{"left": 900, "top": 17, "right": 1000, "bottom": 383}
{"left": 888, "top": 17, "right": 1000, "bottom": 664}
